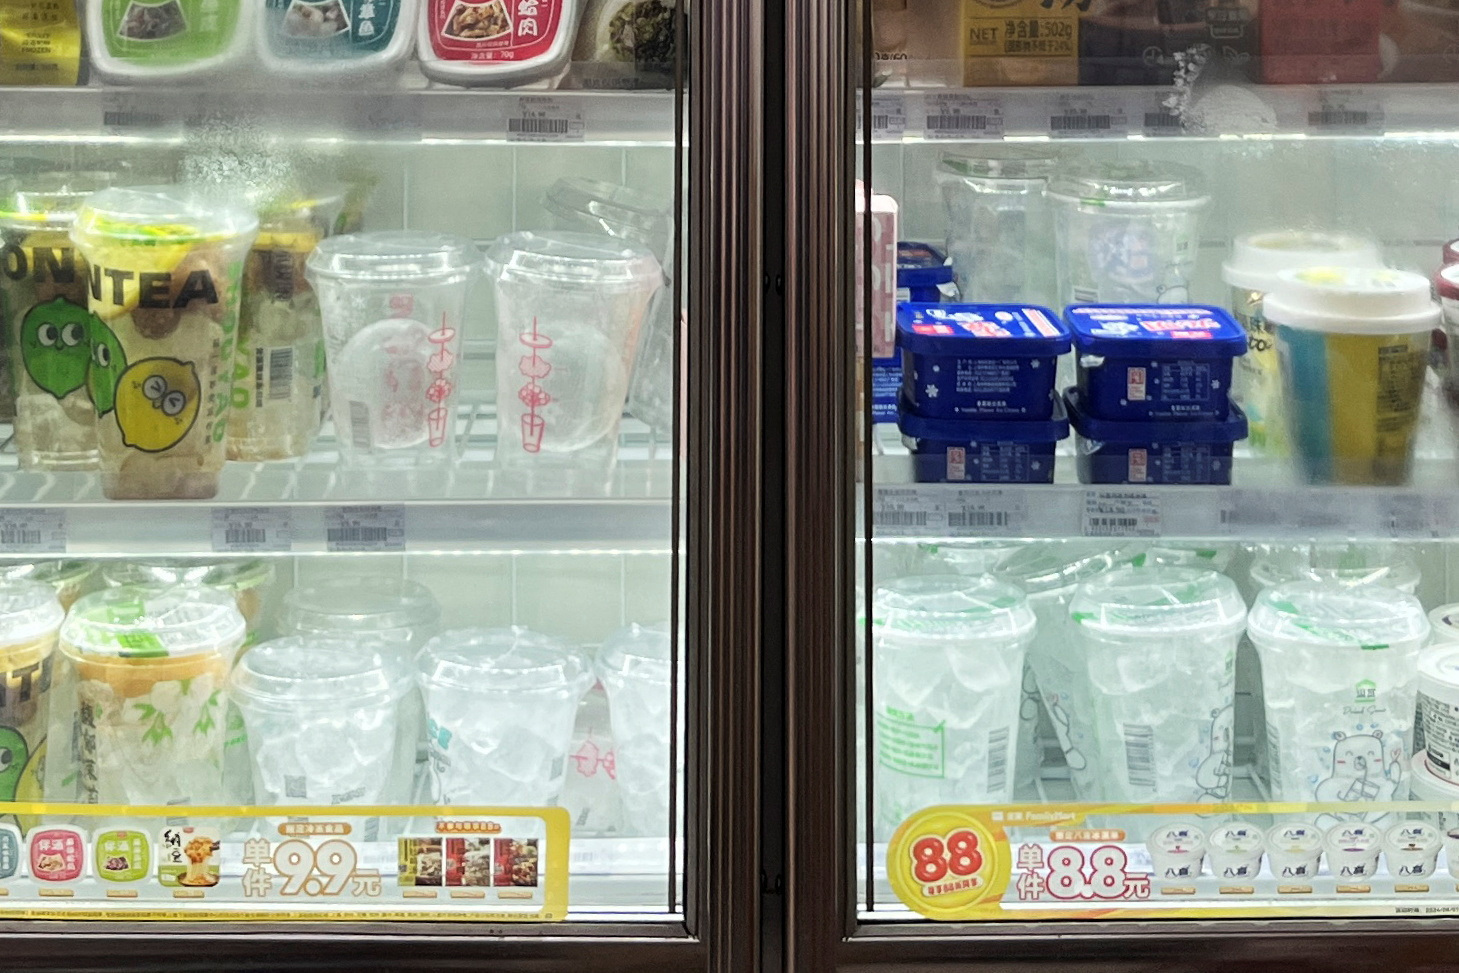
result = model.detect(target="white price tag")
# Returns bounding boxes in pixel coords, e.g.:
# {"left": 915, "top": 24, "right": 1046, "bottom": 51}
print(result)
{"left": 100, "top": 92, "right": 172, "bottom": 134}
{"left": 874, "top": 487, "right": 934, "bottom": 536}
{"left": 0, "top": 508, "right": 65, "bottom": 554}
{"left": 1216, "top": 489, "right": 1285, "bottom": 535}
{"left": 1140, "top": 93, "right": 1185, "bottom": 137}
{"left": 1049, "top": 93, "right": 1128, "bottom": 139}
{"left": 212, "top": 507, "right": 292, "bottom": 553}
{"left": 1307, "top": 89, "right": 1385, "bottom": 135}
{"left": 923, "top": 92, "right": 1003, "bottom": 140}
{"left": 325, "top": 505, "right": 406, "bottom": 553}
{"left": 858, "top": 91, "right": 906, "bottom": 141}
{"left": 507, "top": 97, "right": 586, "bottom": 143}
{"left": 1082, "top": 490, "right": 1161, "bottom": 538}
{"left": 873, "top": 486, "right": 1027, "bottom": 538}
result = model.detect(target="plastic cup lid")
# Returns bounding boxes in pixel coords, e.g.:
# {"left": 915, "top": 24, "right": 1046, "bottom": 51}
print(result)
{"left": 73, "top": 186, "right": 258, "bottom": 246}
{"left": 0, "top": 560, "right": 95, "bottom": 588}
{"left": 938, "top": 147, "right": 1057, "bottom": 182}
{"left": 1209, "top": 822, "right": 1265, "bottom": 856}
{"left": 1439, "top": 263, "right": 1459, "bottom": 302}
{"left": 1386, "top": 821, "right": 1441, "bottom": 854}
{"left": 416, "top": 627, "right": 591, "bottom": 694}
{"left": 0, "top": 171, "right": 122, "bottom": 229}
{"left": 918, "top": 541, "right": 1025, "bottom": 576}
{"left": 1069, "top": 566, "right": 1247, "bottom": 638}
{"left": 102, "top": 558, "right": 273, "bottom": 593}
{"left": 1146, "top": 823, "right": 1205, "bottom": 855}
{"left": 542, "top": 178, "right": 671, "bottom": 242}
{"left": 598, "top": 621, "right": 672, "bottom": 682}
{"left": 1429, "top": 604, "right": 1459, "bottom": 643}
{"left": 1267, "top": 822, "right": 1322, "bottom": 854}
{"left": 1248, "top": 581, "right": 1429, "bottom": 650}
{"left": 1445, "top": 239, "right": 1459, "bottom": 267}
{"left": 873, "top": 574, "right": 1036, "bottom": 642}
{"left": 1418, "top": 642, "right": 1459, "bottom": 709}
{"left": 1264, "top": 266, "right": 1439, "bottom": 333}
{"left": 485, "top": 230, "right": 662, "bottom": 289}
{"left": 61, "top": 586, "right": 246, "bottom": 660}
{"left": 306, "top": 230, "right": 482, "bottom": 282}
{"left": 1325, "top": 823, "right": 1381, "bottom": 853}
{"left": 1048, "top": 161, "right": 1208, "bottom": 205}
{"left": 1124, "top": 543, "right": 1236, "bottom": 572}
{"left": 0, "top": 580, "right": 63, "bottom": 649}
{"left": 1410, "top": 751, "right": 1459, "bottom": 800}
{"left": 230, "top": 636, "right": 408, "bottom": 706}
{"left": 994, "top": 543, "right": 1118, "bottom": 597}
{"left": 1248, "top": 542, "right": 1421, "bottom": 593}
{"left": 280, "top": 575, "right": 441, "bottom": 639}
{"left": 1222, "top": 230, "right": 1382, "bottom": 292}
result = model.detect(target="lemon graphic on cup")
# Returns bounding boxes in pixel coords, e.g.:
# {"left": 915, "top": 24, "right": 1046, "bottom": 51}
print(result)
{"left": 115, "top": 358, "right": 200, "bottom": 453}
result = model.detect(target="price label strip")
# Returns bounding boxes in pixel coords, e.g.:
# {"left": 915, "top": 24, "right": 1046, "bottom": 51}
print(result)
{"left": 1049, "top": 94, "right": 1129, "bottom": 140}
{"left": 324, "top": 505, "right": 407, "bottom": 553}
{"left": 211, "top": 507, "right": 292, "bottom": 554}
{"left": 873, "top": 486, "right": 1028, "bottom": 538}
{"left": 858, "top": 90, "right": 907, "bottom": 141}
{"left": 507, "top": 97, "right": 586, "bottom": 143}
{"left": 1307, "top": 89, "right": 1385, "bottom": 136}
{"left": 1081, "top": 490, "right": 1161, "bottom": 538}
{"left": 922, "top": 92, "right": 1004, "bottom": 141}
{"left": 0, "top": 508, "right": 65, "bottom": 554}
{"left": 0, "top": 802, "right": 568, "bottom": 922}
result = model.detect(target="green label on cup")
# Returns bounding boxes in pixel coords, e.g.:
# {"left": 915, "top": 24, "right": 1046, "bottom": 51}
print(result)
{"left": 113, "top": 631, "right": 166, "bottom": 657}
{"left": 100, "top": 0, "right": 242, "bottom": 64}
{"left": 94, "top": 829, "right": 150, "bottom": 882}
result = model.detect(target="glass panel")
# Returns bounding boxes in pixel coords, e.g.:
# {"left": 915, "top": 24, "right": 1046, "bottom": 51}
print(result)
{"left": 0, "top": 0, "right": 685, "bottom": 923}
{"left": 856, "top": 0, "right": 1459, "bottom": 926}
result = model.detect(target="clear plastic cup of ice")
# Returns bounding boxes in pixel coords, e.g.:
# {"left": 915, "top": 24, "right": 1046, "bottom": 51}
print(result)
{"left": 597, "top": 622, "right": 675, "bottom": 837}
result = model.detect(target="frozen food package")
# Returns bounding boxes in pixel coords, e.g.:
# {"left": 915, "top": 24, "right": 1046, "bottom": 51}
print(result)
{"left": 257, "top": 0, "right": 420, "bottom": 77}
{"left": 418, "top": 0, "right": 582, "bottom": 87}
{"left": 571, "top": 0, "right": 677, "bottom": 88}
{"left": 85, "top": 0, "right": 254, "bottom": 84}
{"left": 0, "top": 0, "right": 83, "bottom": 86}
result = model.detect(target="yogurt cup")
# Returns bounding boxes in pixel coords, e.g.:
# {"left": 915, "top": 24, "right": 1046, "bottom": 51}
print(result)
{"left": 1325, "top": 823, "right": 1383, "bottom": 880}
{"left": 1266, "top": 822, "right": 1323, "bottom": 881}
{"left": 1221, "top": 231, "right": 1383, "bottom": 456}
{"left": 1208, "top": 821, "right": 1266, "bottom": 881}
{"left": 898, "top": 397, "right": 1069, "bottom": 484}
{"left": 1418, "top": 643, "right": 1459, "bottom": 785}
{"left": 896, "top": 303, "right": 1070, "bottom": 420}
{"left": 1265, "top": 266, "right": 1438, "bottom": 486}
{"left": 1385, "top": 821, "right": 1442, "bottom": 879}
{"left": 257, "top": 0, "right": 420, "bottom": 78}
{"left": 1065, "top": 305, "right": 1248, "bottom": 421}
{"left": 1146, "top": 823, "right": 1206, "bottom": 881}
{"left": 1430, "top": 605, "right": 1459, "bottom": 644}
{"left": 1065, "top": 388, "right": 1247, "bottom": 486}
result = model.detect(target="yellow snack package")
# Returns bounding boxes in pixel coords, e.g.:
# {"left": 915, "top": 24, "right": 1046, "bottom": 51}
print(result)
{"left": 0, "top": 0, "right": 82, "bottom": 87}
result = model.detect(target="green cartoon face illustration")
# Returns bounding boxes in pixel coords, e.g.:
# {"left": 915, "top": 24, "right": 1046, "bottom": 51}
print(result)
{"left": 20, "top": 298, "right": 90, "bottom": 400}
{"left": 0, "top": 726, "right": 27, "bottom": 802}
{"left": 86, "top": 315, "right": 127, "bottom": 416}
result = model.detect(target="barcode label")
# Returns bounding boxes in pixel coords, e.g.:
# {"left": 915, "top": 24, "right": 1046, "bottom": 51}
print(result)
{"left": 923, "top": 93, "right": 1003, "bottom": 140}
{"left": 1082, "top": 490, "right": 1161, "bottom": 538}
{"left": 947, "top": 510, "right": 1008, "bottom": 528}
{"left": 1122, "top": 724, "right": 1156, "bottom": 789}
{"left": 349, "top": 400, "right": 372, "bottom": 450}
{"left": 873, "top": 486, "right": 1028, "bottom": 537}
{"left": 325, "top": 505, "right": 407, "bottom": 553}
{"left": 1052, "top": 113, "right": 1112, "bottom": 132}
{"left": 857, "top": 91, "right": 906, "bottom": 140}
{"left": 1309, "top": 109, "right": 1368, "bottom": 128}
{"left": 877, "top": 509, "right": 930, "bottom": 528}
{"left": 987, "top": 726, "right": 1010, "bottom": 796}
{"left": 927, "top": 114, "right": 988, "bottom": 131}
{"left": 0, "top": 509, "right": 65, "bottom": 554}
{"left": 1307, "top": 92, "right": 1384, "bottom": 134}
{"left": 256, "top": 346, "right": 295, "bottom": 405}
{"left": 1049, "top": 95, "right": 1127, "bottom": 139}
{"left": 211, "top": 507, "right": 292, "bottom": 553}
{"left": 508, "top": 97, "right": 585, "bottom": 143}
{"left": 509, "top": 117, "right": 569, "bottom": 135}
{"left": 1143, "top": 111, "right": 1183, "bottom": 134}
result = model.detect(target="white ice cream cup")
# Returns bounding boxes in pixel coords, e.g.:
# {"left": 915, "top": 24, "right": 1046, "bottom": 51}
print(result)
{"left": 1418, "top": 643, "right": 1459, "bottom": 785}
{"left": 1385, "top": 821, "right": 1442, "bottom": 880}
{"left": 1208, "top": 822, "right": 1266, "bottom": 881}
{"left": 1266, "top": 822, "right": 1323, "bottom": 881}
{"left": 1429, "top": 604, "right": 1459, "bottom": 644}
{"left": 1324, "top": 823, "right": 1384, "bottom": 880}
{"left": 1146, "top": 823, "right": 1206, "bottom": 881}
{"left": 1406, "top": 753, "right": 1459, "bottom": 878}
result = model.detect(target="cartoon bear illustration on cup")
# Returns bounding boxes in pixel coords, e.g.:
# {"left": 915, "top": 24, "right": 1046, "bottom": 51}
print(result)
{"left": 1196, "top": 704, "right": 1234, "bottom": 801}
{"left": 1313, "top": 729, "right": 1403, "bottom": 826}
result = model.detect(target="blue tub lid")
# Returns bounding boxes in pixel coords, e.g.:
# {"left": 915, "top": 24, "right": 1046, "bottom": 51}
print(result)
{"left": 897, "top": 241, "right": 955, "bottom": 289}
{"left": 897, "top": 303, "right": 1072, "bottom": 356}
{"left": 1066, "top": 305, "right": 1247, "bottom": 359}
{"left": 1063, "top": 389, "right": 1249, "bottom": 443}
{"left": 898, "top": 394, "right": 1070, "bottom": 443}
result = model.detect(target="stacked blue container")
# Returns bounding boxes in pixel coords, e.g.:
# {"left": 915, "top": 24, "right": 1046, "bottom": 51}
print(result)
{"left": 873, "top": 243, "right": 962, "bottom": 425}
{"left": 895, "top": 303, "right": 1073, "bottom": 483}
{"left": 1063, "top": 305, "right": 1250, "bottom": 485}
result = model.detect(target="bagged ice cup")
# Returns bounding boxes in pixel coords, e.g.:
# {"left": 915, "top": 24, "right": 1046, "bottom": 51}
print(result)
{"left": 228, "top": 636, "right": 415, "bottom": 815}
{"left": 101, "top": 558, "right": 275, "bottom": 644}
{"left": 1266, "top": 822, "right": 1323, "bottom": 881}
{"left": 870, "top": 574, "right": 1036, "bottom": 839}
{"left": 995, "top": 543, "right": 1120, "bottom": 801}
{"left": 1208, "top": 821, "right": 1265, "bottom": 881}
{"left": 0, "top": 580, "right": 64, "bottom": 810}
{"left": 70, "top": 187, "right": 259, "bottom": 500}
{"left": 1248, "top": 581, "right": 1427, "bottom": 825}
{"left": 57, "top": 586, "right": 246, "bottom": 805}
{"left": 1247, "top": 542, "right": 1421, "bottom": 594}
{"left": 597, "top": 622, "right": 675, "bottom": 837}
{"left": 0, "top": 560, "right": 96, "bottom": 612}
{"left": 1385, "top": 821, "right": 1441, "bottom": 880}
{"left": 416, "top": 627, "right": 593, "bottom": 807}
{"left": 1325, "top": 822, "right": 1383, "bottom": 880}
{"left": 1069, "top": 566, "right": 1246, "bottom": 804}
{"left": 1145, "top": 823, "right": 1206, "bottom": 881}
{"left": 277, "top": 574, "right": 441, "bottom": 661}
{"left": 935, "top": 149, "right": 1057, "bottom": 309}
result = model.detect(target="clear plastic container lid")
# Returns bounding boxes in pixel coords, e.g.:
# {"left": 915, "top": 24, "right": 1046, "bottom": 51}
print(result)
{"left": 1222, "top": 230, "right": 1382, "bottom": 292}
{"left": 279, "top": 576, "right": 441, "bottom": 640}
{"left": 0, "top": 580, "right": 64, "bottom": 649}
{"left": 1248, "top": 542, "right": 1421, "bottom": 593}
{"left": 994, "top": 544, "right": 1118, "bottom": 597}
{"left": 598, "top": 622, "right": 672, "bottom": 682}
{"left": 484, "top": 231, "right": 662, "bottom": 291}
{"left": 1248, "top": 581, "right": 1429, "bottom": 651}
{"left": 417, "top": 627, "right": 592, "bottom": 695}
{"left": 230, "top": 636, "right": 408, "bottom": 708}
{"left": 101, "top": 558, "right": 274, "bottom": 594}
{"left": 1264, "top": 266, "right": 1439, "bottom": 334}
{"left": 73, "top": 186, "right": 258, "bottom": 246}
{"left": 872, "top": 575, "right": 1036, "bottom": 642}
{"left": 61, "top": 586, "right": 246, "bottom": 660}
{"left": 916, "top": 541, "right": 1025, "bottom": 577}
{"left": 1070, "top": 566, "right": 1247, "bottom": 638}
{"left": 0, "top": 560, "right": 96, "bottom": 590}
{"left": 1049, "top": 161, "right": 1208, "bottom": 206}
{"left": 937, "top": 148, "right": 1057, "bottom": 182}
{"left": 306, "top": 230, "right": 482, "bottom": 283}
{"left": 542, "top": 178, "right": 671, "bottom": 249}
{"left": 0, "top": 171, "right": 122, "bottom": 230}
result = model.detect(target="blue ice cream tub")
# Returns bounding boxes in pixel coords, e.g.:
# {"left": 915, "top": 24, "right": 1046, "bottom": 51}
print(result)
{"left": 1065, "top": 388, "right": 1247, "bottom": 485}
{"left": 899, "top": 394, "right": 1070, "bottom": 484}
{"left": 897, "top": 241, "right": 959, "bottom": 304}
{"left": 898, "top": 303, "right": 1071, "bottom": 420}
{"left": 1066, "top": 305, "right": 1247, "bottom": 421}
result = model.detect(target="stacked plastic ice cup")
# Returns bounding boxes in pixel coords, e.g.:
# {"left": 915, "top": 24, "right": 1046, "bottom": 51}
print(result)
{"left": 597, "top": 622, "right": 676, "bottom": 837}
{"left": 870, "top": 574, "right": 1036, "bottom": 841}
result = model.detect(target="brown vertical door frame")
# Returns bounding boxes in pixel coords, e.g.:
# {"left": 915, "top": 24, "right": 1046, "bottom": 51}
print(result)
{"left": 779, "top": 0, "right": 855, "bottom": 969}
